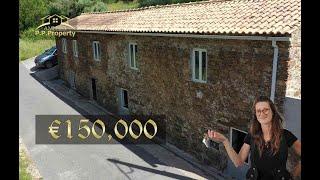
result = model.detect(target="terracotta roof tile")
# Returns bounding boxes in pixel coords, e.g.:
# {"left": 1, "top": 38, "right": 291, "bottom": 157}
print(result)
{"left": 55, "top": 0, "right": 301, "bottom": 35}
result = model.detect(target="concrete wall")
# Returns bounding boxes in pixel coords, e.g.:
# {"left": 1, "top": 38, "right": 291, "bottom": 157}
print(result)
{"left": 56, "top": 33, "right": 291, "bottom": 171}
{"left": 285, "top": 26, "right": 301, "bottom": 140}
{"left": 284, "top": 27, "right": 301, "bottom": 178}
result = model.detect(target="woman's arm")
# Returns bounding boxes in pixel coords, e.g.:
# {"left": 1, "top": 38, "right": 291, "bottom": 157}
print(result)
{"left": 208, "top": 130, "right": 250, "bottom": 167}
{"left": 291, "top": 140, "right": 301, "bottom": 177}
{"left": 223, "top": 140, "right": 250, "bottom": 167}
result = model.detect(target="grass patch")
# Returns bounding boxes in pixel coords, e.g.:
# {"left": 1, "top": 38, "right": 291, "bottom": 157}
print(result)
{"left": 107, "top": 0, "right": 139, "bottom": 11}
{"left": 19, "top": 39, "right": 55, "bottom": 61}
{"left": 19, "top": 150, "right": 33, "bottom": 180}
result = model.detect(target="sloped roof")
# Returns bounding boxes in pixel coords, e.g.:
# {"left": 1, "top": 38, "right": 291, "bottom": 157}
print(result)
{"left": 55, "top": 0, "right": 301, "bottom": 35}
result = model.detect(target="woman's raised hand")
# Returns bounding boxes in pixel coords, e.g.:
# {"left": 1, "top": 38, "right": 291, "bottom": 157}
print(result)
{"left": 207, "top": 130, "right": 227, "bottom": 143}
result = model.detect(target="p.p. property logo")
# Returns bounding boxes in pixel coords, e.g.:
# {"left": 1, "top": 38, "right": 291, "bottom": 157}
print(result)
{"left": 35, "top": 14, "right": 76, "bottom": 37}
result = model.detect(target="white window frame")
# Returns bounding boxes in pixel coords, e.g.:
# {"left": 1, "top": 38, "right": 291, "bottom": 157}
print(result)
{"left": 72, "top": 40, "right": 78, "bottom": 58}
{"left": 230, "top": 127, "right": 249, "bottom": 165}
{"left": 128, "top": 43, "right": 138, "bottom": 70}
{"left": 120, "top": 88, "right": 129, "bottom": 110}
{"left": 192, "top": 48, "right": 207, "bottom": 83}
{"left": 62, "top": 38, "right": 67, "bottom": 54}
{"left": 92, "top": 41, "right": 101, "bottom": 61}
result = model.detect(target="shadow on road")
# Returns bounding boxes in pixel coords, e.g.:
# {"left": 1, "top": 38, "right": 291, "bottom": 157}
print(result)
{"left": 108, "top": 159, "right": 196, "bottom": 180}
{"left": 27, "top": 66, "right": 212, "bottom": 180}
{"left": 30, "top": 66, "right": 42, "bottom": 72}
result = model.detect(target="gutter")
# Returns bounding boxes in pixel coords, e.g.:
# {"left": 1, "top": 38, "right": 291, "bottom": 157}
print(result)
{"left": 270, "top": 40, "right": 279, "bottom": 102}
{"left": 56, "top": 29, "right": 290, "bottom": 41}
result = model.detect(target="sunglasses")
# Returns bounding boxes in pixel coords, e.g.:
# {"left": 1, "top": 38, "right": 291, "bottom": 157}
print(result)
{"left": 255, "top": 108, "right": 270, "bottom": 115}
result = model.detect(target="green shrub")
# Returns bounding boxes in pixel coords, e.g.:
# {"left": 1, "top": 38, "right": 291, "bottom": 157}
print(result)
{"left": 49, "top": 0, "right": 84, "bottom": 18}
{"left": 138, "top": 0, "right": 203, "bottom": 7}
{"left": 90, "top": 1, "right": 108, "bottom": 12}
{"left": 107, "top": 0, "right": 139, "bottom": 11}
{"left": 19, "top": 153, "right": 33, "bottom": 180}
{"left": 104, "top": 0, "right": 119, "bottom": 3}
{"left": 138, "top": 0, "right": 171, "bottom": 7}
{"left": 19, "top": 0, "right": 48, "bottom": 32}
{"left": 171, "top": 0, "right": 201, "bottom": 3}
{"left": 20, "top": 28, "right": 54, "bottom": 41}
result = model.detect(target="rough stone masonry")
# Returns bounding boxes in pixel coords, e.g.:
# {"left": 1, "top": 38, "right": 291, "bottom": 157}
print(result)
{"left": 56, "top": 32, "right": 299, "bottom": 171}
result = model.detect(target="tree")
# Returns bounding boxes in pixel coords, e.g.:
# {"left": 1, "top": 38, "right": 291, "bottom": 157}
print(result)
{"left": 86, "top": 1, "right": 107, "bottom": 12}
{"left": 138, "top": 0, "right": 170, "bottom": 7}
{"left": 78, "top": 0, "right": 96, "bottom": 13}
{"left": 19, "top": 0, "right": 48, "bottom": 32}
{"left": 48, "top": 0, "right": 83, "bottom": 18}
{"left": 48, "top": 0, "right": 107, "bottom": 18}
{"left": 138, "top": 0, "right": 203, "bottom": 8}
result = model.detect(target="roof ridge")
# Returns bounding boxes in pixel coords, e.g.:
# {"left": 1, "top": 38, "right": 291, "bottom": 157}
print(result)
{"left": 81, "top": 0, "right": 232, "bottom": 15}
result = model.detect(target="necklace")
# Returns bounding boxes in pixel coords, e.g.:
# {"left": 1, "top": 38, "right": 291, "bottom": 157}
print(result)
{"left": 264, "top": 141, "right": 270, "bottom": 148}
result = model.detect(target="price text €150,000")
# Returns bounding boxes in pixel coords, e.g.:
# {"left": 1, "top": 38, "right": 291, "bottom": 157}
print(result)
{"left": 48, "top": 119, "right": 158, "bottom": 142}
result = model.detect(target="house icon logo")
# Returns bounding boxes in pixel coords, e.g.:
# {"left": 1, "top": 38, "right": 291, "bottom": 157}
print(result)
{"left": 36, "top": 14, "right": 74, "bottom": 30}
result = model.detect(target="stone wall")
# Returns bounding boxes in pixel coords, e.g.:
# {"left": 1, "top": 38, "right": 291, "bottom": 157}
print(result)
{"left": 56, "top": 34, "right": 290, "bottom": 170}
{"left": 286, "top": 26, "right": 301, "bottom": 99}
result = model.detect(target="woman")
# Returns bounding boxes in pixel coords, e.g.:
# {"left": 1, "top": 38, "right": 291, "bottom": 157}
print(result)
{"left": 207, "top": 96, "right": 301, "bottom": 179}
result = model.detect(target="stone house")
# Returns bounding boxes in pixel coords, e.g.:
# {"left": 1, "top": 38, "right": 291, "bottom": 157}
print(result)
{"left": 54, "top": 0, "right": 301, "bottom": 177}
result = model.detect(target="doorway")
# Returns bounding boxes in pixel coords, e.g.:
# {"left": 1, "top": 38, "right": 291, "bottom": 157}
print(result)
{"left": 91, "top": 78, "right": 97, "bottom": 101}
{"left": 118, "top": 88, "right": 129, "bottom": 114}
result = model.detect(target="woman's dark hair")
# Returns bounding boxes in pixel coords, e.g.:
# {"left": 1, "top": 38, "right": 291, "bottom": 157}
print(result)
{"left": 249, "top": 96, "right": 284, "bottom": 156}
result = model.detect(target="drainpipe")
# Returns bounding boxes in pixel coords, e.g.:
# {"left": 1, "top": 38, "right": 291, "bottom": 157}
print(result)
{"left": 270, "top": 40, "right": 279, "bottom": 102}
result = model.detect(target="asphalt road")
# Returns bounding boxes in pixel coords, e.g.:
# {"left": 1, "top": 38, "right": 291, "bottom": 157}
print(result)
{"left": 19, "top": 61, "right": 212, "bottom": 180}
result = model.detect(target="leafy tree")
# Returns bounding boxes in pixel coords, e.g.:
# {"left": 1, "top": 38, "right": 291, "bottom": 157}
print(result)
{"left": 80, "top": 0, "right": 107, "bottom": 12}
{"left": 48, "top": 0, "right": 83, "bottom": 18}
{"left": 19, "top": 0, "right": 48, "bottom": 32}
{"left": 138, "top": 0, "right": 204, "bottom": 7}
{"left": 88, "top": 1, "right": 107, "bottom": 12}
{"left": 77, "top": 0, "right": 96, "bottom": 13}
{"left": 48, "top": 0, "right": 107, "bottom": 17}
{"left": 104, "top": 0, "right": 119, "bottom": 3}
{"left": 138, "top": 0, "right": 170, "bottom": 7}
{"left": 171, "top": 0, "right": 201, "bottom": 3}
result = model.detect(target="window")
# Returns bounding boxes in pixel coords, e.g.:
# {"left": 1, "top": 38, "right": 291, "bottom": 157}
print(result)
{"left": 92, "top": 41, "right": 101, "bottom": 61}
{"left": 192, "top": 49, "right": 207, "bottom": 82}
{"left": 72, "top": 40, "right": 78, "bottom": 57}
{"left": 129, "top": 43, "right": 138, "bottom": 69}
{"left": 120, "top": 89, "right": 128, "bottom": 109}
{"left": 62, "top": 38, "right": 67, "bottom": 54}
{"left": 53, "top": 18, "right": 58, "bottom": 23}
{"left": 230, "top": 127, "right": 249, "bottom": 164}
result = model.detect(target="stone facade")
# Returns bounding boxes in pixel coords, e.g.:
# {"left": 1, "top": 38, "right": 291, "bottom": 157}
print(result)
{"left": 56, "top": 33, "right": 294, "bottom": 171}
{"left": 287, "top": 26, "right": 301, "bottom": 99}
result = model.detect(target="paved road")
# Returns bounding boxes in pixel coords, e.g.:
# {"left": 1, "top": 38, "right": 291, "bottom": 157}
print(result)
{"left": 19, "top": 61, "right": 213, "bottom": 180}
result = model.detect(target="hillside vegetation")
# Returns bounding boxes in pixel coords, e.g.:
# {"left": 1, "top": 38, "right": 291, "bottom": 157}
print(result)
{"left": 19, "top": 0, "right": 205, "bottom": 61}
